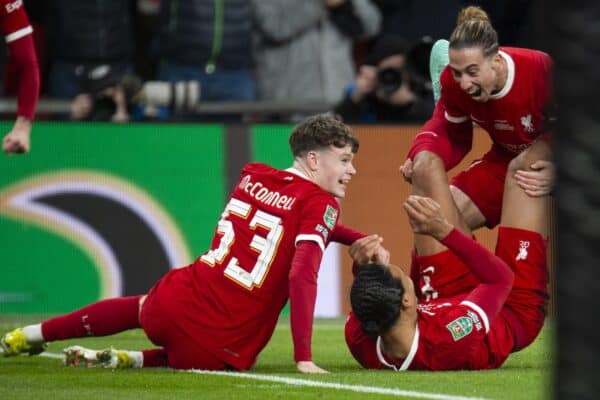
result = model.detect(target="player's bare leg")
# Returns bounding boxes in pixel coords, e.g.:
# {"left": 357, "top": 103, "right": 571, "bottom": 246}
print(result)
{"left": 500, "top": 140, "right": 551, "bottom": 234}
{"left": 410, "top": 151, "right": 472, "bottom": 256}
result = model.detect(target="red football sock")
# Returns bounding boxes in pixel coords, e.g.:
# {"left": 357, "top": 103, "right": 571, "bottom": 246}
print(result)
{"left": 142, "top": 349, "right": 169, "bottom": 367}
{"left": 41, "top": 296, "right": 142, "bottom": 341}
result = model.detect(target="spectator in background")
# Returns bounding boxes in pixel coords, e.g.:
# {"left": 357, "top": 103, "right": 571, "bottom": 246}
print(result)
{"left": 1, "top": 0, "right": 40, "bottom": 154}
{"left": 334, "top": 35, "right": 434, "bottom": 123}
{"left": 151, "top": 0, "right": 256, "bottom": 102}
{"left": 44, "top": 1, "right": 134, "bottom": 101}
{"left": 68, "top": 65, "right": 130, "bottom": 123}
{"left": 252, "top": 0, "right": 381, "bottom": 104}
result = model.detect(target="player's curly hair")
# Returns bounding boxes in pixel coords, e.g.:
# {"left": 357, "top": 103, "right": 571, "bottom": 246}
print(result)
{"left": 289, "top": 114, "right": 359, "bottom": 157}
{"left": 449, "top": 6, "right": 498, "bottom": 58}
{"left": 350, "top": 263, "right": 405, "bottom": 338}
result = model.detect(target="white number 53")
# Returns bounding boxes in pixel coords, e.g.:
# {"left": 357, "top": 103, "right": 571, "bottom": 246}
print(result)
{"left": 201, "top": 198, "right": 283, "bottom": 290}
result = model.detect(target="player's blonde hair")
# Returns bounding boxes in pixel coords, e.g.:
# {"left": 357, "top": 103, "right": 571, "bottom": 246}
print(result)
{"left": 449, "top": 6, "right": 499, "bottom": 58}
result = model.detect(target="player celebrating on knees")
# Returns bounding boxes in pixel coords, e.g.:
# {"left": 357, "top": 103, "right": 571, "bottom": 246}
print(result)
{"left": 345, "top": 140, "right": 550, "bottom": 370}
{"left": 401, "top": 5, "right": 554, "bottom": 235}
{"left": 1, "top": 114, "right": 375, "bottom": 374}
{"left": 399, "top": 5, "right": 555, "bottom": 306}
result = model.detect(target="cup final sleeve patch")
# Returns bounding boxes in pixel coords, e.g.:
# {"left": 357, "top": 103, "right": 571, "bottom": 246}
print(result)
{"left": 446, "top": 316, "right": 474, "bottom": 341}
{"left": 323, "top": 205, "right": 338, "bottom": 229}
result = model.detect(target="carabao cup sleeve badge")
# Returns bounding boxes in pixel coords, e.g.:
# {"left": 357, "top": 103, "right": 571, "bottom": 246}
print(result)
{"left": 446, "top": 316, "right": 474, "bottom": 341}
{"left": 323, "top": 205, "right": 338, "bottom": 230}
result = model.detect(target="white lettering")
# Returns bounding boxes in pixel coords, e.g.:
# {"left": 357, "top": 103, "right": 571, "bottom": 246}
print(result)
{"left": 5, "top": 0, "right": 23, "bottom": 13}
{"left": 275, "top": 195, "right": 288, "bottom": 208}
{"left": 255, "top": 187, "right": 269, "bottom": 201}
{"left": 261, "top": 191, "right": 280, "bottom": 206}
{"left": 240, "top": 176, "right": 297, "bottom": 210}
{"left": 249, "top": 181, "right": 261, "bottom": 196}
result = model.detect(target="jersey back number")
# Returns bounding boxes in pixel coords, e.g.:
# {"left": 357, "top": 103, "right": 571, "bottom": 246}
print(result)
{"left": 201, "top": 198, "right": 284, "bottom": 290}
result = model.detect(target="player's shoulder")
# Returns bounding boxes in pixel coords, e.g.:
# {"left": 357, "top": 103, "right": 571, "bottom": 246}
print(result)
{"left": 439, "top": 65, "right": 454, "bottom": 86}
{"left": 418, "top": 298, "right": 484, "bottom": 340}
{"left": 439, "top": 66, "right": 466, "bottom": 99}
{"left": 242, "top": 162, "right": 276, "bottom": 175}
{"left": 501, "top": 47, "right": 552, "bottom": 69}
{"left": 439, "top": 66, "right": 471, "bottom": 110}
{"left": 239, "top": 162, "right": 336, "bottom": 204}
{"left": 242, "top": 163, "right": 316, "bottom": 189}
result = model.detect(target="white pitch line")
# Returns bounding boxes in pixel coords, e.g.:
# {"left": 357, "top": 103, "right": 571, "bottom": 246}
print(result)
{"left": 39, "top": 352, "right": 487, "bottom": 400}
{"left": 40, "top": 352, "right": 63, "bottom": 359}
{"left": 189, "top": 370, "right": 489, "bottom": 400}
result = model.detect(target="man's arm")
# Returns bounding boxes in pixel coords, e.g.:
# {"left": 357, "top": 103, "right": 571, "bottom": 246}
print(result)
{"left": 288, "top": 241, "right": 328, "bottom": 373}
{"left": 440, "top": 228, "right": 514, "bottom": 328}
{"left": 1, "top": 4, "right": 39, "bottom": 154}
{"left": 404, "top": 195, "right": 514, "bottom": 325}
{"left": 405, "top": 100, "right": 473, "bottom": 173}
{"left": 331, "top": 223, "right": 366, "bottom": 245}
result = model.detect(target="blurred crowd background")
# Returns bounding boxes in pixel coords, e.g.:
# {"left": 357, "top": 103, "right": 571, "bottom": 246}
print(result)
{"left": 0, "top": 0, "right": 538, "bottom": 123}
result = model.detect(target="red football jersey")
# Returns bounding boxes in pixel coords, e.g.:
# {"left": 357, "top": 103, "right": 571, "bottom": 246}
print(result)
{"left": 440, "top": 47, "right": 553, "bottom": 155}
{"left": 0, "top": 0, "right": 32, "bottom": 43}
{"left": 392, "top": 297, "right": 513, "bottom": 370}
{"left": 160, "top": 163, "right": 340, "bottom": 369}
{"left": 361, "top": 295, "right": 514, "bottom": 371}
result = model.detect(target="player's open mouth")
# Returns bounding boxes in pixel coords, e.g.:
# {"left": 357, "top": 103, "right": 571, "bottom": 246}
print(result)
{"left": 469, "top": 88, "right": 482, "bottom": 98}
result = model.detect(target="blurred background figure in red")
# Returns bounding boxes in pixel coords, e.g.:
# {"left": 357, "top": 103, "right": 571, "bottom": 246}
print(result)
{"left": 1, "top": 0, "right": 39, "bottom": 154}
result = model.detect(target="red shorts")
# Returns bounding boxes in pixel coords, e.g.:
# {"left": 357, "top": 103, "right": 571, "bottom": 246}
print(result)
{"left": 451, "top": 149, "right": 511, "bottom": 228}
{"left": 495, "top": 227, "right": 549, "bottom": 351}
{"left": 140, "top": 267, "right": 228, "bottom": 370}
{"left": 415, "top": 249, "right": 479, "bottom": 301}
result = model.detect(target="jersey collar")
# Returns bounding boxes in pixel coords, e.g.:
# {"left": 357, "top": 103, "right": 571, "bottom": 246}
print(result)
{"left": 490, "top": 50, "right": 515, "bottom": 100}
{"left": 376, "top": 325, "right": 420, "bottom": 371}
{"left": 285, "top": 167, "right": 310, "bottom": 180}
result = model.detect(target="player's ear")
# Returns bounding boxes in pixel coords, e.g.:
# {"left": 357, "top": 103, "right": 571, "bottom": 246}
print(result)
{"left": 492, "top": 52, "right": 503, "bottom": 67}
{"left": 401, "top": 292, "right": 415, "bottom": 309}
{"left": 306, "top": 150, "right": 319, "bottom": 171}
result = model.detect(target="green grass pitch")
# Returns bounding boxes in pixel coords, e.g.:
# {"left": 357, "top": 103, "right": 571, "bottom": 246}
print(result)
{"left": 0, "top": 318, "right": 554, "bottom": 400}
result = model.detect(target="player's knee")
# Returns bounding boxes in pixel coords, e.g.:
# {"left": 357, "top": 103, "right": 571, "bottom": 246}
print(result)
{"left": 412, "top": 151, "right": 445, "bottom": 186}
{"left": 508, "top": 140, "right": 552, "bottom": 174}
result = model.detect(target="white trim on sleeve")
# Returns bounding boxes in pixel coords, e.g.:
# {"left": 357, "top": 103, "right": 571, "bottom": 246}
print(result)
{"left": 444, "top": 111, "right": 469, "bottom": 124}
{"left": 414, "top": 131, "right": 439, "bottom": 139}
{"left": 295, "top": 234, "right": 325, "bottom": 252}
{"left": 461, "top": 300, "right": 490, "bottom": 333}
{"left": 5, "top": 26, "right": 33, "bottom": 43}
{"left": 375, "top": 325, "right": 420, "bottom": 371}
